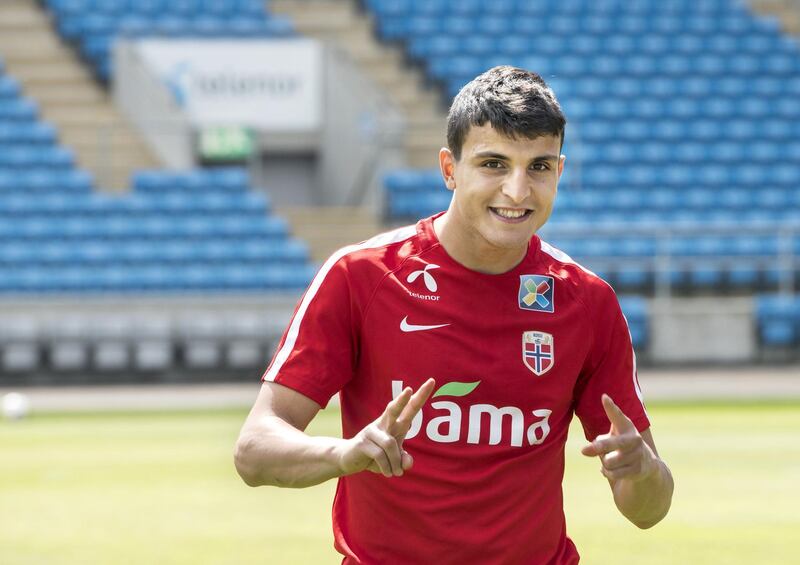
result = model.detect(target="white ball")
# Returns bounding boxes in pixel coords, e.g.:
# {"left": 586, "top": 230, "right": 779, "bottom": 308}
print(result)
{"left": 2, "top": 392, "right": 31, "bottom": 420}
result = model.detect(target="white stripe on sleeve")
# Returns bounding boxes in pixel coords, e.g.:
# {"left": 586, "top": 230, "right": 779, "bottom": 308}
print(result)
{"left": 263, "top": 224, "right": 417, "bottom": 382}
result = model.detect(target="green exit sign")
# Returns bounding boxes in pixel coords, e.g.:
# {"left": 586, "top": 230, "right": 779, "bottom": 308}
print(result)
{"left": 199, "top": 127, "right": 255, "bottom": 162}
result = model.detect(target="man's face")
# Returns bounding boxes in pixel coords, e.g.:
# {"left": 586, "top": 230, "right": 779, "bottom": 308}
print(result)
{"left": 440, "top": 124, "right": 564, "bottom": 258}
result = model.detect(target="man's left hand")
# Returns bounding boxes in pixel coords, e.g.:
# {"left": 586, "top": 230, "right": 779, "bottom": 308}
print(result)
{"left": 581, "top": 394, "right": 658, "bottom": 483}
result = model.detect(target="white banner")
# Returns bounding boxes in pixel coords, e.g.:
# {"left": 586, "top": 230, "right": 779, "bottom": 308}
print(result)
{"left": 136, "top": 39, "right": 322, "bottom": 131}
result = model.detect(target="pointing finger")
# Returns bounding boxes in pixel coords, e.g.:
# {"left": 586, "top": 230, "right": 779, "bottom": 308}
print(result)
{"left": 601, "top": 394, "right": 635, "bottom": 434}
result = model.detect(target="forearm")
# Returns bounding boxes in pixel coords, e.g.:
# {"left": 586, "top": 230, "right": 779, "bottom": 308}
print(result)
{"left": 611, "top": 457, "right": 674, "bottom": 529}
{"left": 235, "top": 415, "right": 346, "bottom": 489}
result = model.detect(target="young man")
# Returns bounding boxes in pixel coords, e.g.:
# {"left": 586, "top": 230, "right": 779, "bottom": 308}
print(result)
{"left": 235, "top": 66, "right": 673, "bottom": 564}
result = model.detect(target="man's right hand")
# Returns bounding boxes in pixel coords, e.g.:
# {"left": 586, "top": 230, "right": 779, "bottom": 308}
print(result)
{"left": 337, "top": 378, "right": 436, "bottom": 478}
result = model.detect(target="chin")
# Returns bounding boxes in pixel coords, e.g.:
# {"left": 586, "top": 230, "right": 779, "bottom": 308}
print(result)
{"left": 484, "top": 230, "right": 534, "bottom": 251}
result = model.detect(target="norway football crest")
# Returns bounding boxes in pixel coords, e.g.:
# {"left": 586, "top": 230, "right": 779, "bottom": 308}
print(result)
{"left": 519, "top": 275, "right": 554, "bottom": 313}
{"left": 523, "top": 331, "right": 554, "bottom": 376}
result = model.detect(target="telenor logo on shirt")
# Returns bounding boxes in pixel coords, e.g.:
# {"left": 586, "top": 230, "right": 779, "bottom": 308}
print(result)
{"left": 518, "top": 275, "right": 554, "bottom": 313}
{"left": 406, "top": 264, "right": 440, "bottom": 292}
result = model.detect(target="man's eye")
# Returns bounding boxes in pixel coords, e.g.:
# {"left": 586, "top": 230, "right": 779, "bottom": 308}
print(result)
{"left": 483, "top": 160, "right": 503, "bottom": 168}
{"left": 531, "top": 163, "right": 550, "bottom": 171}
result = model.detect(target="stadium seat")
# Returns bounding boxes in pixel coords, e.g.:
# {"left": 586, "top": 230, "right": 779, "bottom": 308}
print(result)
{"left": 756, "top": 294, "right": 799, "bottom": 346}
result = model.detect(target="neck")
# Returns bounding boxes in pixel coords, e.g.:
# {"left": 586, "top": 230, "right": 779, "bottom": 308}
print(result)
{"left": 433, "top": 213, "right": 528, "bottom": 275}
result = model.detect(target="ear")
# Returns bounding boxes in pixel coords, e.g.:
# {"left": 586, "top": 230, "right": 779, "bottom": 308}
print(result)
{"left": 439, "top": 147, "right": 457, "bottom": 190}
{"left": 557, "top": 154, "right": 566, "bottom": 179}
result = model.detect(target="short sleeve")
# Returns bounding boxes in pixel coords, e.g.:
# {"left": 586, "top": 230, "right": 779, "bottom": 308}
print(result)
{"left": 574, "top": 282, "right": 650, "bottom": 441}
{"left": 262, "top": 256, "right": 360, "bottom": 407}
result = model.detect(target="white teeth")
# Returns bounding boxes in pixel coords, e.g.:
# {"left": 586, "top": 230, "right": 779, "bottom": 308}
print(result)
{"left": 493, "top": 208, "right": 527, "bottom": 219}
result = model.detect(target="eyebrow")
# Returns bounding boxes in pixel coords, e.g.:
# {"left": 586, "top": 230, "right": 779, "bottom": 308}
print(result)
{"left": 472, "top": 151, "right": 559, "bottom": 162}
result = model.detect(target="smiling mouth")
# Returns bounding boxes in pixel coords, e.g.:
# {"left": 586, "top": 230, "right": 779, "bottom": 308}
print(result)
{"left": 489, "top": 207, "right": 532, "bottom": 223}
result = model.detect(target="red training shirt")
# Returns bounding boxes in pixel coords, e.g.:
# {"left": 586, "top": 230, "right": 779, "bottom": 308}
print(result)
{"left": 263, "top": 213, "right": 650, "bottom": 565}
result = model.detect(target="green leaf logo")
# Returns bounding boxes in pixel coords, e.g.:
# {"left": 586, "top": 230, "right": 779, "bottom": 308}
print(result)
{"left": 433, "top": 381, "right": 480, "bottom": 398}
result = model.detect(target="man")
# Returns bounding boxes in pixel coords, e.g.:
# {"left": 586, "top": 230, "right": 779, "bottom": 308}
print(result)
{"left": 235, "top": 66, "right": 673, "bottom": 564}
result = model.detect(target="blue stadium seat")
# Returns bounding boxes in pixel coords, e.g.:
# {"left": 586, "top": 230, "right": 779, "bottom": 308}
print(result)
{"left": 756, "top": 295, "right": 799, "bottom": 345}
{"left": 0, "top": 99, "right": 38, "bottom": 121}
{"left": 618, "top": 296, "right": 648, "bottom": 348}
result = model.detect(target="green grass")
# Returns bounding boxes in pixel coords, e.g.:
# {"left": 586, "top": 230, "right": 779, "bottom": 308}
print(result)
{"left": 1, "top": 402, "right": 798, "bottom": 564}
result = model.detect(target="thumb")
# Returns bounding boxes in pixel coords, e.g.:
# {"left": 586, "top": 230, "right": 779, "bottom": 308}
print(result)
{"left": 401, "top": 450, "right": 414, "bottom": 471}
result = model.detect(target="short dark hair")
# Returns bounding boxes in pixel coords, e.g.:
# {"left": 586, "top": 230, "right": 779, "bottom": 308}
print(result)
{"left": 446, "top": 66, "right": 566, "bottom": 160}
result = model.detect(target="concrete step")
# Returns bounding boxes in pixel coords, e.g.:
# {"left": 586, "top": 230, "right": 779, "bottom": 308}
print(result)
{"left": 40, "top": 106, "right": 125, "bottom": 126}
{"left": 0, "top": 7, "right": 46, "bottom": 30}
{"left": 9, "top": 63, "right": 93, "bottom": 85}
{"left": 0, "top": 34, "right": 65, "bottom": 57}
{"left": 278, "top": 206, "right": 382, "bottom": 262}
{"left": 60, "top": 126, "right": 145, "bottom": 147}
{"left": 23, "top": 84, "right": 106, "bottom": 106}
{"left": 279, "top": 3, "right": 358, "bottom": 30}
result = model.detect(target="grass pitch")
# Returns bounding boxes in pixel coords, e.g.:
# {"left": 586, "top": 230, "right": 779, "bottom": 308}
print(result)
{"left": 1, "top": 402, "right": 798, "bottom": 564}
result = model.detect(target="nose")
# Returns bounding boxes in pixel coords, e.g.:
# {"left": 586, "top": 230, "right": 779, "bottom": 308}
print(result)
{"left": 501, "top": 167, "right": 531, "bottom": 204}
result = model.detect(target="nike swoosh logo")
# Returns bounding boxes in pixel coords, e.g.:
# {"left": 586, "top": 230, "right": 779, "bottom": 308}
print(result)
{"left": 400, "top": 316, "right": 450, "bottom": 333}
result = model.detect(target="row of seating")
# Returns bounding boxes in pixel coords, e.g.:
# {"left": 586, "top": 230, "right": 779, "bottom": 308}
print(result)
{"left": 114, "top": 15, "right": 294, "bottom": 38}
{"left": 431, "top": 55, "right": 800, "bottom": 83}
{"left": 376, "top": 14, "right": 778, "bottom": 39}
{"left": 575, "top": 119, "right": 800, "bottom": 142}
{"left": 0, "top": 123, "right": 57, "bottom": 144}
{"left": 132, "top": 168, "right": 250, "bottom": 193}
{"left": 552, "top": 211, "right": 800, "bottom": 227}
{"left": 0, "top": 239, "right": 309, "bottom": 265}
{"left": 0, "top": 170, "right": 94, "bottom": 192}
{"left": 755, "top": 295, "right": 800, "bottom": 346}
{"left": 0, "top": 99, "right": 38, "bottom": 121}
{"left": 0, "top": 146, "right": 74, "bottom": 168}
{"left": 407, "top": 34, "right": 798, "bottom": 58}
{"left": 0, "top": 191, "right": 269, "bottom": 216}
{"left": 542, "top": 236, "right": 798, "bottom": 259}
{"left": 562, "top": 164, "right": 800, "bottom": 188}
{"left": 584, "top": 264, "right": 794, "bottom": 292}
{"left": 366, "top": 0, "right": 746, "bottom": 15}
{"left": 0, "top": 264, "right": 316, "bottom": 293}
{"left": 409, "top": 140, "right": 800, "bottom": 164}
{"left": 0, "top": 215, "right": 290, "bottom": 240}
{"left": 46, "top": 0, "right": 267, "bottom": 16}
{"left": 552, "top": 77, "right": 800, "bottom": 98}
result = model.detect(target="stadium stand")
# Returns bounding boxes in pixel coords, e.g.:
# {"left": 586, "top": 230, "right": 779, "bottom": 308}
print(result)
{"left": 1, "top": 45, "right": 314, "bottom": 294}
{"left": 43, "top": 0, "right": 295, "bottom": 81}
{"left": 373, "top": 0, "right": 800, "bottom": 300}
{"left": 0, "top": 0, "right": 794, "bottom": 376}
{"left": 0, "top": 48, "right": 317, "bottom": 379}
